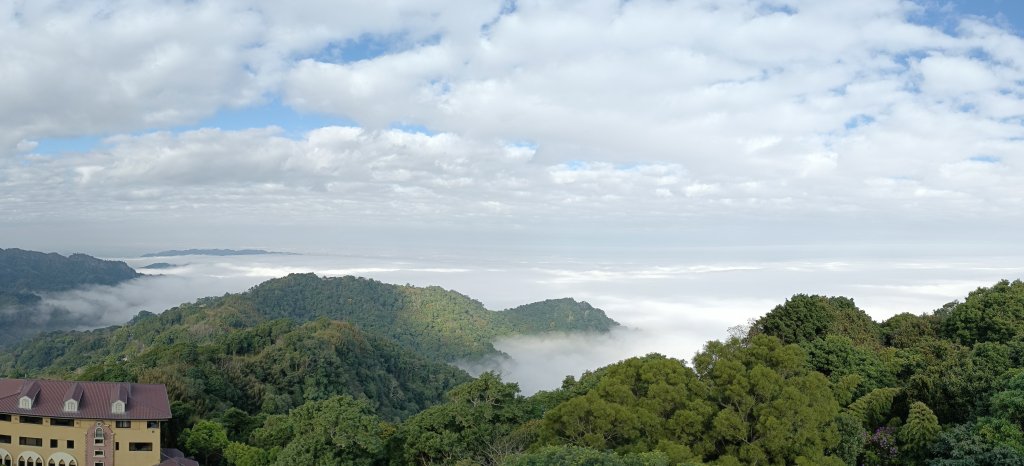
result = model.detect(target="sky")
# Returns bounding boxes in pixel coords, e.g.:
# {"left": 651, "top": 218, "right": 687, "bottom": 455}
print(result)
{"left": 2, "top": 1, "right": 1024, "bottom": 388}
{"left": 1, "top": 0, "right": 1023, "bottom": 258}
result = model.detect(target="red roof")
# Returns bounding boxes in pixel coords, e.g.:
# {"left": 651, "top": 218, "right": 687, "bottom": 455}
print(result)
{"left": 0, "top": 378, "right": 171, "bottom": 420}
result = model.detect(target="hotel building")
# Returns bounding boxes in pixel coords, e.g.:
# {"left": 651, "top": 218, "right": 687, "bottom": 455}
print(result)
{"left": 0, "top": 378, "right": 175, "bottom": 466}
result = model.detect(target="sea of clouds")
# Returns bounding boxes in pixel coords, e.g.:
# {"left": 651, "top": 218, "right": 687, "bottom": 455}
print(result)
{"left": 20, "top": 248, "right": 1022, "bottom": 394}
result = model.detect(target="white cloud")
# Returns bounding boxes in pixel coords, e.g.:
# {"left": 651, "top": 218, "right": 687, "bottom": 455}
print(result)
{"left": 0, "top": 0, "right": 1023, "bottom": 255}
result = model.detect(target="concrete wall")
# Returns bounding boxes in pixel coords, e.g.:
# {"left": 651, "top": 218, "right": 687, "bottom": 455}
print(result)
{"left": 0, "top": 415, "right": 161, "bottom": 466}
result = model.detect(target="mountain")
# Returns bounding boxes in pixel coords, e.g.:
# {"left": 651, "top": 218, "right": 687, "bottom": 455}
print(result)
{"left": 141, "top": 248, "right": 297, "bottom": 257}
{"left": 0, "top": 272, "right": 617, "bottom": 441}
{"left": 0, "top": 248, "right": 142, "bottom": 346}
{"left": 241, "top": 273, "right": 619, "bottom": 360}
{"left": 2, "top": 274, "right": 618, "bottom": 371}
{"left": 139, "top": 262, "right": 179, "bottom": 269}
{"left": 0, "top": 248, "right": 139, "bottom": 292}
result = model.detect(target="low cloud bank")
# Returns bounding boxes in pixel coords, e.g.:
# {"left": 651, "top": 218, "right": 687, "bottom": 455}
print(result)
{"left": 5, "top": 251, "right": 1021, "bottom": 393}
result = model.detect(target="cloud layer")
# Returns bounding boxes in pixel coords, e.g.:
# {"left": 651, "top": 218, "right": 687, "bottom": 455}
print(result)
{"left": 1, "top": 0, "right": 1023, "bottom": 255}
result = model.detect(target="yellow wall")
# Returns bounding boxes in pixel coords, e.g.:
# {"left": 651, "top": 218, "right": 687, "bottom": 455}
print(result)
{"left": 0, "top": 415, "right": 161, "bottom": 466}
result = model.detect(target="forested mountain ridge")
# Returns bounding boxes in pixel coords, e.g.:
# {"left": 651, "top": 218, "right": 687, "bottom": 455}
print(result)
{"left": 240, "top": 273, "right": 619, "bottom": 360}
{"left": 179, "top": 278, "right": 1024, "bottom": 465}
{"left": 0, "top": 247, "right": 139, "bottom": 293}
{"left": 0, "top": 248, "right": 142, "bottom": 345}
{"left": 0, "top": 271, "right": 620, "bottom": 458}
{"left": 1, "top": 273, "right": 619, "bottom": 373}
{"left": 15, "top": 269, "right": 1024, "bottom": 464}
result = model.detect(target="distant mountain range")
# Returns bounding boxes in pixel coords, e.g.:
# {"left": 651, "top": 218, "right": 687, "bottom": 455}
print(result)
{"left": 141, "top": 248, "right": 298, "bottom": 257}
{"left": 139, "top": 262, "right": 179, "bottom": 269}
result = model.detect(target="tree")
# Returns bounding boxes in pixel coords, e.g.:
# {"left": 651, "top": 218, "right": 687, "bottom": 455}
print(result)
{"left": 846, "top": 388, "right": 900, "bottom": 430}
{"left": 942, "top": 280, "right": 1024, "bottom": 345}
{"left": 991, "top": 371, "right": 1024, "bottom": 425}
{"left": 542, "top": 338, "right": 845, "bottom": 464}
{"left": 751, "top": 295, "right": 880, "bottom": 346}
{"left": 929, "top": 418, "right": 1024, "bottom": 465}
{"left": 182, "top": 420, "right": 230, "bottom": 466}
{"left": 881, "top": 313, "right": 935, "bottom": 349}
{"left": 504, "top": 445, "right": 671, "bottom": 466}
{"left": 692, "top": 336, "right": 843, "bottom": 464}
{"left": 899, "top": 401, "right": 940, "bottom": 463}
{"left": 248, "top": 396, "right": 394, "bottom": 466}
{"left": 223, "top": 442, "right": 268, "bottom": 466}
{"left": 540, "top": 354, "right": 710, "bottom": 463}
{"left": 802, "top": 335, "right": 896, "bottom": 398}
{"left": 397, "top": 372, "right": 530, "bottom": 465}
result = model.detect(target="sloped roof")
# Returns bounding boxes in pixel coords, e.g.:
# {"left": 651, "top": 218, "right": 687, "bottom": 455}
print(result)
{"left": 0, "top": 378, "right": 171, "bottom": 420}
{"left": 158, "top": 449, "right": 199, "bottom": 466}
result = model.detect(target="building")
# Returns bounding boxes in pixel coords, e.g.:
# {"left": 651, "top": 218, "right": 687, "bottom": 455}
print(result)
{"left": 0, "top": 378, "right": 173, "bottom": 466}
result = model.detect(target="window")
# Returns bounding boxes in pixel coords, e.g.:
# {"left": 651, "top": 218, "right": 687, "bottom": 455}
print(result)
{"left": 128, "top": 443, "right": 153, "bottom": 452}
{"left": 0, "top": 434, "right": 9, "bottom": 443}
{"left": 18, "top": 416, "right": 42, "bottom": 424}
{"left": 114, "top": 443, "right": 118, "bottom": 451}
{"left": 114, "top": 421, "right": 131, "bottom": 428}
{"left": 63, "top": 400, "right": 77, "bottom": 412}
{"left": 51, "top": 418, "right": 74, "bottom": 427}
{"left": 110, "top": 401, "right": 124, "bottom": 414}
{"left": 19, "top": 437, "right": 42, "bottom": 447}
{"left": 67, "top": 440, "right": 75, "bottom": 449}
{"left": 0, "top": 414, "right": 10, "bottom": 421}
{"left": 147, "top": 421, "right": 159, "bottom": 429}
{"left": 50, "top": 439, "right": 57, "bottom": 448}
{"left": 18, "top": 396, "right": 32, "bottom": 409}
{"left": 92, "top": 451, "right": 102, "bottom": 458}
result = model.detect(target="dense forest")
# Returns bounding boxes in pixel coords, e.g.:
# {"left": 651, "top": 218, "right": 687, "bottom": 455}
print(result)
{"left": 0, "top": 248, "right": 141, "bottom": 344}
{"left": 5, "top": 270, "right": 1024, "bottom": 464}
{"left": 0, "top": 272, "right": 619, "bottom": 455}
{"left": 0, "top": 247, "right": 139, "bottom": 293}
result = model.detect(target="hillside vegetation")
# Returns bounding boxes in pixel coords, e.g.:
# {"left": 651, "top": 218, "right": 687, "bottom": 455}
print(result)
{"left": 0, "top": 247, "right": 139, "bottom": 293}
{"left": 9, "top": 266, "right": 1024, "bottom": 464}
{"left": 0, "top": 273, "right": 618, "bottom": 439}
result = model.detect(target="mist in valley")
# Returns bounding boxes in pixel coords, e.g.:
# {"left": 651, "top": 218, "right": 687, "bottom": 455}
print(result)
{"left": 6, "top": 248, "right": 1021, "bottom": 393}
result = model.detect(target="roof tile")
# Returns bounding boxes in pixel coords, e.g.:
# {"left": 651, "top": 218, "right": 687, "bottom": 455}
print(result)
{"left": 0, "top": 378, "right": 171, "bottom": 420}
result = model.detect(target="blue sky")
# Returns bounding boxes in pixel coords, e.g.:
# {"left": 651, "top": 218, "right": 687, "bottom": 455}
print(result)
{"left": 27, "top": 0, "right": 1024, "bottom": 156}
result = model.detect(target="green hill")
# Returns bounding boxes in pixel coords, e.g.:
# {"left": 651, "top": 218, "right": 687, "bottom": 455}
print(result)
{"left": 0, "top": 247, "right": 140, "bottom": 292}
{"left": 0, "top": 273, "right": 617, "bottom": 428}
{"left": 239, "top": 273, "right": 619, "bottom": 360}
{"left": 0, "top": 248, "right": 142, "bottom": 345}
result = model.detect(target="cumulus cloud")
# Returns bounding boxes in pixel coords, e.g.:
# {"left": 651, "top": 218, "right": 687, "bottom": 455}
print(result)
{"left": 0, "top": 1, "right": 1023, "bottom": 264}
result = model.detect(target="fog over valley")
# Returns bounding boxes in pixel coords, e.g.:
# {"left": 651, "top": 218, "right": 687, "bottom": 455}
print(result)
{"left": 10, "top": 247, "right": 1015, "bottom": 394}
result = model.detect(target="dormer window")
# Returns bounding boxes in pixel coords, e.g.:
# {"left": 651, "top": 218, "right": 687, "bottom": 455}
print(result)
{"left": 111, "top": 401, "right": 125, "bottom": 414}
{"left": 18, "top": 396, "right": 32, "bottom": 410}
{"left": 64, "top": 399, "right": 78, "bottom": 412}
